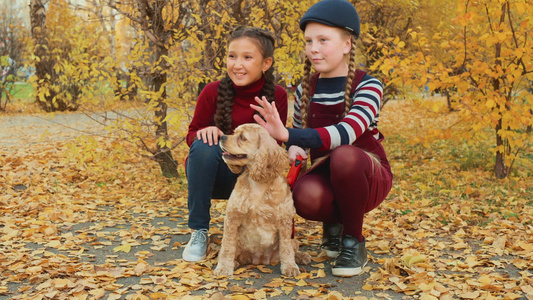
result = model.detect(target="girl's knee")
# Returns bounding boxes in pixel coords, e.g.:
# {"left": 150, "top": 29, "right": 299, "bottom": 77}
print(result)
{"left": 330, "top": 146, "right": 370, "bottom": 177}
{"left": 293, "top": 179, "right": 333, "bottom": 221}
{"left": 189, "top": 140, "right": 222, "bottom": 161}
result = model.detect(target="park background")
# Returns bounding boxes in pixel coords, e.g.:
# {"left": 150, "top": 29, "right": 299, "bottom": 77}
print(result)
{"left": 1, "top": 0, "right": 532, "bottom": 299}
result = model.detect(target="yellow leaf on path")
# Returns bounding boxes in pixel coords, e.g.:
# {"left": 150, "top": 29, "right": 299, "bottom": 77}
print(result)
{"left": 253, "top": 289, "right": 267, "bottom": 299}
{"left": 517, "top": 241, "right": 533, "bottom": 251}
{"left": 492, "top": 235, "right": 506, "bottom": 255}
{"left": 231, "top": 295, "right": 250, "bottom": 300}
{"left": 134, "top": 260, "right": 150, "bottom": 276}
{"left": 316, "top": 269, "right": 326, "bottom": 278}
{"left": 522, "top": 285, "right": 533, "bottom": 295}
{"left": 478, "top": 275, "right": 492, "bottom": 285}
{"left": 107, "top": 293, "right": 122, "bottom": 300}
{"left": 149, "top": 292, "right": 167, "bottom": 299}
{"left": 295, "top": 272, "right": 311, "bottom": 279}
{"left": 269, "top": 289, "right": 283, "bottom": 297}
{"left": 281, "top": 286, "right": 293, "bottom": 295}
{"left": 403, "top": 254, "right": 426, "bottom": 267}
{"left": 296, "top": 279, "right": 307, "bottom": 287}
{"left": 27, "top": 266, "right": 43, "bottom": 274}
{"left": 130, "top": 295, "right": 150, "bottom": 300}
{"left": 0, "top": 286, "right": 9, "bottom": 294}
{"left": 53, "top": 278, "right": 75, "bottom": 289}
{"left": 458, "top": 291, "right": 480, "bottom": 299}
{"left": 89, "top": 289, "right": 106, "bottom": 299}
{"left": 113, "top": 242, "right": 131, "bottom": 253}
{"left": 257, "top": 265, "right": 272, "bottom": 273}
{"left": 151, "top": 275, "right": 167, "bottom": 285}
{"left": 263, "top": 278, "right": 283, "bottom": 288}
{"left": 0, "top": 227, "right": 18, "bottom": 241}
{"left": 48, "top": 240, "right": 61, "bottom": 248}
{"left": 327, "top": 291, "right": 345, "bottom": 300}
{"left": 298, "top": 289, "right": 320, "bottom": 297}
{"left": 504, "top": 293, "right": 524, "bottom": 299}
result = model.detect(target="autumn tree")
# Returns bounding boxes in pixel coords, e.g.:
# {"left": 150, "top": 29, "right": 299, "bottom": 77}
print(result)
{"left": 354, "top": 0, "right": 420, "bottom": 105}
{"left": 28, "top": 0, "right": 111, "bottom": 112}
{"left": 445, "top": 0, "right": 533, "bottom": 178}
{"left": 184, "top": 0, "right": 310, "bottom": 89}
{"left": 374, "top": 0, "right": 533, "bottom": 179}
{"left": 105, "top": 0, "right": 199, "bottom": 178}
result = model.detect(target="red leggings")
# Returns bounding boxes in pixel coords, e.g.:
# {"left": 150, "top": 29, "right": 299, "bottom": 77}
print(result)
{"left": 292, "top": 145, "right": 393, "bottom": 242}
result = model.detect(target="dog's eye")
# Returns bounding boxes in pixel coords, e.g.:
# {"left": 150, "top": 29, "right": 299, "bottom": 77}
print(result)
{"left": 239, "top": 134, "right": 247, "bottom": 142}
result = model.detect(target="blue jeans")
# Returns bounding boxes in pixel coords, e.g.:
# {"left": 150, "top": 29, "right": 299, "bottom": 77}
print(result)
{"left": 186, "top": 139, "right": 237, "bottom": 230}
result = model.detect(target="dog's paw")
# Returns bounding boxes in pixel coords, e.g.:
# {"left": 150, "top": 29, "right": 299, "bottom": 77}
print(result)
{"left": 281, "top": 264, "right": 300, "bottom": 277}
{"left": 213, "top": 265, "right": 234, "bottom": 277}
{"left": 296, "top": 251, "right": 312, "bottom": 265}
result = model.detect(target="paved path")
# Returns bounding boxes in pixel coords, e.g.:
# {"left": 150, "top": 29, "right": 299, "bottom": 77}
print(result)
{"left": 0, "top": 112, "right": 108, "bottom": 147}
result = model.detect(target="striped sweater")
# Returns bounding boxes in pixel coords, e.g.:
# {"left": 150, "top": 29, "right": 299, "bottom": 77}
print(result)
{"left": 287, "top": 74, "right": 383, "bottom": 152}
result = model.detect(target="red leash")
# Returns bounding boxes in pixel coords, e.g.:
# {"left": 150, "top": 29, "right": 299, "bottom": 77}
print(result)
{"left": 287, "top": 155, "right": 304, "bottom": 188}
{"left": 287, "top": 155, "right": 304, "bottom": 239}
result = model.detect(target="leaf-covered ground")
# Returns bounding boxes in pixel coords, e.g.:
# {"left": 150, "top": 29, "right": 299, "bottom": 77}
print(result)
{"left": 1, "top": 99, "right": 532, "bottom": 299}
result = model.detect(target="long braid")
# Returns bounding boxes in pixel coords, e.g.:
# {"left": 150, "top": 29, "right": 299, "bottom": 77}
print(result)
{"left": 300, "top": 59, "right": 313, "bottom": 129}
{"left": 261, "top": 67, "right": 276, "bottom": 103}
{"left": 215, "top": 75, "right": 235, "bottom": 134}
{"left": 343, "top": 35, "right": 358, "bottom": 116}
{"left": 214, "top": 26, "right": 276, "bottom": 134}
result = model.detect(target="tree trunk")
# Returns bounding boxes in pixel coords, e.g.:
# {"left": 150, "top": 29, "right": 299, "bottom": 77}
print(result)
{"left": 29, "top": 0, "right": 51, "bottom": 110}
{"left": 493, "top": 3, "right": 508, "bottom": 179}
{"left": 152, "top": 32, "right": 178, "bottom": 178}
{"left": 494, "top": 121, "right": 507, "bottom": 179}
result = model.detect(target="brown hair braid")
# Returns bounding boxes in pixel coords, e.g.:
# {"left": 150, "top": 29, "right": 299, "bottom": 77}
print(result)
{"left": 299, "top": 59, "right": 313, "bottom": 129}
{"left": 214, "top": 75, "right": 235, "bottom": 134}
{"left": 343, "top": 35, "right": 358, "bottom": 116}
{"left": 214, "top": 26, "right": 277, "bottom": 134}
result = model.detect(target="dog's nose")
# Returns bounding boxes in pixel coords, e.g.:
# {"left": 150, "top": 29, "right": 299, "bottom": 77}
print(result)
{"left": 220, "top": 135, "right": 227, "bottom": 142}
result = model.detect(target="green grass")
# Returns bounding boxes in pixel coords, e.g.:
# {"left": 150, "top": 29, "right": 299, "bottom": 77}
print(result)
{"left": 10, "top": 82, "right": 34, "bottom": 101}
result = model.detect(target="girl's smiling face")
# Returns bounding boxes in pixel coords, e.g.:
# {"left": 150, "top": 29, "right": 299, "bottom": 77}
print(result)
{"left": 304, "top": 22, "right": 352, "bottom": 78}
{"left": 227, "top": 37, "right": 273, "bottom": 87}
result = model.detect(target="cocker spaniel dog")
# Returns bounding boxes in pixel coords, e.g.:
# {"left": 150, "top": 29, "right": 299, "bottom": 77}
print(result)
{"left": 214, "top": 123, "right": 311, "bottom": 277}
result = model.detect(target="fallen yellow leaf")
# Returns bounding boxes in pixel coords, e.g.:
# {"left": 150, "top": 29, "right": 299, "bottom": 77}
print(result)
{"left": 113, "top": 242, "right": 131, "bottom": 253}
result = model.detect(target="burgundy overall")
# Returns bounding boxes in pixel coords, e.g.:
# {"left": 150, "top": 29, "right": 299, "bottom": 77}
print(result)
{"left": 292, "top": 71, "right": 393, "bottom": 242}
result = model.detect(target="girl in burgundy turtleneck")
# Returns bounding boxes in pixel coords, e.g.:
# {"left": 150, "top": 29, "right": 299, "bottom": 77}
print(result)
{"left": 182, "top": 27, "right": 288, "bottom": 262}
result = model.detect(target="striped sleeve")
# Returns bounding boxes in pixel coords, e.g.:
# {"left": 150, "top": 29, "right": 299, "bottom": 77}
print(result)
{"left": 292, "top": 84, "right": 303, "bottom": 129}
{"left": 288, "top": 75, "right": 382, "bottom": 151}
{"left": 316, "top": 76, "right": 382, "bottom": 150}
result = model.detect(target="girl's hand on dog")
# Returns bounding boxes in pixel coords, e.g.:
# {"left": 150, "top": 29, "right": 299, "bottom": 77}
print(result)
{"left": 251, "top": 96, "right": 289, "bottom": 143}
{"left": 197, "top": 126, "right": 224, "bottom": 146}
{"left": 288, "top": 146, "right": 307, "bottom": 165}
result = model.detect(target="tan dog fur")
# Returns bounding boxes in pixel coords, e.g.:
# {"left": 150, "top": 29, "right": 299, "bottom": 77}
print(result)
{"left": 214, "top": 124, "right": 311, "bottom": 277}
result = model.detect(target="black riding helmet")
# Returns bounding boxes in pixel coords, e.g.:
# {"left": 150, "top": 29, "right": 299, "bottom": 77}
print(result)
{"left": 299, "top": 0, "right": 361, "bottom": 38}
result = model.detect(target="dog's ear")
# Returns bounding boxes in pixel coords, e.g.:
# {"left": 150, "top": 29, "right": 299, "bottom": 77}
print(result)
{"left": 249, "top": 130, "right": 289, "bottom": 183}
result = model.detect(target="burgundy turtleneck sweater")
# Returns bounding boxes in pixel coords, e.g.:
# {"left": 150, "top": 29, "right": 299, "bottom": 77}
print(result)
{"left": 186, "top": 77, "right": 288, "bottom": 147}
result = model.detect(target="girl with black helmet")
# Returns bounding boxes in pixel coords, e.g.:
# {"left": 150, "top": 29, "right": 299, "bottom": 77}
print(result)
{"left": 252, "top": 0, "right": 393, "bottom": 277}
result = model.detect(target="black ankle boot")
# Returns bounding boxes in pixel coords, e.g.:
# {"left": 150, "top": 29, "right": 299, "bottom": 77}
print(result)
{"left": 321, "top": 223, "right": 343, "bottom": 258}
{"left": 332, "top": 235, "right": 367, "bottom": 277}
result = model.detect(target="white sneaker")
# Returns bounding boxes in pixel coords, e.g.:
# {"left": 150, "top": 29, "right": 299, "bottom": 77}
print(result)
{"left": 182, "top": 229, "right": 209, "bottom": 262}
